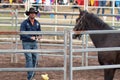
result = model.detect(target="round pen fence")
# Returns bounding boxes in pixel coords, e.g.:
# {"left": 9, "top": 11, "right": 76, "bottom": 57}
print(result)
{"left": 69, "top": 30, "right": 120, "bottom": 80}
{"left": 0, "top": 30, "right": 120, "bottom": 80}
{"left": 0, "top": 31, "right": 67, "bottom": 80}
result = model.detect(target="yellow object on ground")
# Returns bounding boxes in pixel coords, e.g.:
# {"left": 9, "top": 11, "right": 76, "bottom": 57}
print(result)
{"left": 41, "top": 74, "right": 49, "bottom": 80}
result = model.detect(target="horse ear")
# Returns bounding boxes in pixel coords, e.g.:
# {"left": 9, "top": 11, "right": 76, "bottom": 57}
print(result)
{"left": 78, "top": 8, "right": 81, "bottom": 13}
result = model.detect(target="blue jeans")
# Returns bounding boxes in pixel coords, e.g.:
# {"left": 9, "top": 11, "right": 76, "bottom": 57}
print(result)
{"left": 23, "top": 0, "right": 26, "bottom": 3}
{"left": 116, "top": 1, "right": 120, "bottom": 14}
{"left": 97, "top": 1, "right": 106, "bottom": 14}
{"left": 22, "top": 41, "right": 39, "bottom": 80}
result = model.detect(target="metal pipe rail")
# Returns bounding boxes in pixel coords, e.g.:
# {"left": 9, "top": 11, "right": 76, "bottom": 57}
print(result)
{"left": 73, "top": 30, "right": 120, "bottom": 34}
{"left": 0, "top": 49, "right": 64, "bottom": 53}
{"left": 0, "top": 7, "right": 114, "bottom": 17}
{"left": 73, "top": 47, "right": 120, "bottom": 52}
{"left": 72, "top": 64, "right": 120, "bottom": 71}
{"left": 1, "top": 9, "right": 119, "bottom": 17}
{"left": 0, "top": 31, "right": 64, "bottom": 35}
{"left": 0, "top": 10, "right": 120, "bottom": 17}
{"left": 17, "top": 10, "right": 120, "bottom": 16}
{"left": 0, "top": 67, "right": 64, "bottom": 72}
{"left": 20, "top": 31, "right": 65, "bottom": 36}
{"left": 0, "top": 22, "right": 75, "bottom": 27}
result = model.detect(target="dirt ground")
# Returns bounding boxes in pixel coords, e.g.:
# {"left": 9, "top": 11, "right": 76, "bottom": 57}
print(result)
{"left": 0, "top": 43, "right": 120, "bottom": 80}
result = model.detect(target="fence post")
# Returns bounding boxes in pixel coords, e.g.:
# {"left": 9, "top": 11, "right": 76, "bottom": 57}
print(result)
{"left": 69, "top": 30, "right": 73, "bottom": 80}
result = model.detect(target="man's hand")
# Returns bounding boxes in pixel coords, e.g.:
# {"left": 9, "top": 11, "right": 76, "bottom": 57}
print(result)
{"left": 30, "top": 36, "right": 36, "bottom": 40}
{"left": 36, "top": 36, "right": 42, "bottom": 40}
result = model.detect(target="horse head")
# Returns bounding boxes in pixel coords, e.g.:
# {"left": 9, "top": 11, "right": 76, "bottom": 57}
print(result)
{"left": 73, "top": 9, "right": 88, "bottom": 39}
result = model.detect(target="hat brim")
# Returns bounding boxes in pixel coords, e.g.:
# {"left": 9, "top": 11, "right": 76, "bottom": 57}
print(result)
{"left": 25, "top": 11, "right": 39, "bottom": 16}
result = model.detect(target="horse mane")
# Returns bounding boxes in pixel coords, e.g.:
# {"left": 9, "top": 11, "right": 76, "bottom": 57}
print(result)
{"left": 85, "top": 12, "right": 113, "bottom": 30}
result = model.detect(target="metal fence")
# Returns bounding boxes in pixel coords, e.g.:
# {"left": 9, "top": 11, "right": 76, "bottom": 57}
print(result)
{"left": 0, "top": 30, "right": 120, "bottom": 79}
{"left": 68, "top": 30, "right": 120, "bottom": 80}
{"left": 0, "top": 31, "right": 67, "bottom": 80}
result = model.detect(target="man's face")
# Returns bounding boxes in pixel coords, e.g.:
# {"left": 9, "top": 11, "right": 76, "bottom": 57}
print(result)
{"left": 29, "top": 12, "right": 36, "bottom": 19}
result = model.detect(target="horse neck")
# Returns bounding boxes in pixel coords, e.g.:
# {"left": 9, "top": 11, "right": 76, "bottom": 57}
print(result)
{"left": 90, "top": 34, "right": 108, "bottom": 47}
{"left": 84, "top": 14, "right": 113, "bottom": 47}
{"left": 89, "top": 26, "right": 113, "bottom": 48}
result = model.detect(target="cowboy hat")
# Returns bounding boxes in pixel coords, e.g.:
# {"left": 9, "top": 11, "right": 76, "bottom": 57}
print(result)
{"left": 25, "top": 7, "right": 39, "bottom": 16}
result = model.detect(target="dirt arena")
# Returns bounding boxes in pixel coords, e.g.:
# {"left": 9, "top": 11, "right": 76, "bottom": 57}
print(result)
{"left": 0, "top": 42, "right": 120, "bottom": 80}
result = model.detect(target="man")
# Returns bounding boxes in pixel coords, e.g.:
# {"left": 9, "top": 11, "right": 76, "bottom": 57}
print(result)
{"left": 115, "top": 0, "right": 120, "bottom": 21}
{"left": 97, "top": 0, "right": 106, "bottom": 14}
{"left": 20, "top": 7, "right": 42, "bottom": 80}
{"left": 97, "top": 0, "right": 106, "bottom": 20}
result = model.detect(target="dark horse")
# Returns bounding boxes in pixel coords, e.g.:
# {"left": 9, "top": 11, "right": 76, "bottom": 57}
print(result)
{"left": 73, "top": 9, "right": 120, "bottom": 80}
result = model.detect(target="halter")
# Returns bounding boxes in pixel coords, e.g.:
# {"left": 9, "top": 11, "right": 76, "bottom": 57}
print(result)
{"left": 76, "top": 13, "right": 87, "bottom": 31}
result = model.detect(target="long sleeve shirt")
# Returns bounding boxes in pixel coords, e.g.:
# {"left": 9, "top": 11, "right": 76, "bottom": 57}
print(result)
{"left": 20, "top": 18, "right": 41, "bottom": 42}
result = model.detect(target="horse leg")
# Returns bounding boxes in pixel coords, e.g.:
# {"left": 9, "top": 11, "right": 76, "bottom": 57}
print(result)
{"left": 104, "top": 69, "right": 116, "bottom": 80}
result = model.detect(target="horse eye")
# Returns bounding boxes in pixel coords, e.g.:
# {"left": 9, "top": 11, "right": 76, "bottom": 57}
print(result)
{"left": 73, "top": 28, "right": 77, "bottom": 31}
{"left": 76, "top": 17, "right": 80, "bottom": 22}
{"left": 76, "top": 19, "right": 79, "bottom": 23}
